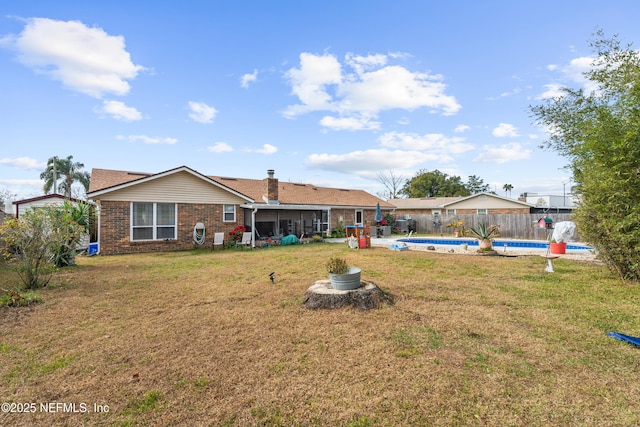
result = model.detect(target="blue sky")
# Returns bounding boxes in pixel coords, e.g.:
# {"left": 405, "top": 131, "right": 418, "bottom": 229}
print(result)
{"left": 1, "top": 1, "right": 639, "bottom": 201}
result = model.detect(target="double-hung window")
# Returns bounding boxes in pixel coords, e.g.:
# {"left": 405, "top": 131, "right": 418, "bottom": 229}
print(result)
{"left": 223, "top": 204, "right": 236, "bottom": 222}
{"left": 131, "top": 202, "right": 177, "bottom": 241}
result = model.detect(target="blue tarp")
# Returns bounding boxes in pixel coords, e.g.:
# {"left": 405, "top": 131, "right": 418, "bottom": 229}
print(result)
{"left": 280, "top": 234, "right": 300, "bottom": 245}
{"left": 607, "top": 332, "right": 640, "bottom": 347}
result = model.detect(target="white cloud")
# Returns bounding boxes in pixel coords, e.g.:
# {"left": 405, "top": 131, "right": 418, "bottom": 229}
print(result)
{"left": 473, "top": 143, "right": 532, "bottom": 164}
{"left": 0, "top": 157, "right": 46, "bottom": 170}
{"left": 319, "top": 115, "right": 381, "bottom": 131}
{"left": 2, "top": 17, "right": 144, "bottom": 98}
{"left": 562, "top": 56, "right": 595, "bottom": 84}
{"left": 240, "top": 69, "right": 258, "bottom": 88}
{"left": 188, "top": 101, "right": 217, "bottom": 124}
{"left": 256, "top": 144, "right": 278, "bottom": 154}
{"left": 284, "top": 52, "right": 342, "bottom": 117}
{"left": 207, "top": 142, "right": 233, "bottom": 153}
{"left": 244, "top": 144, "right": 278, "bottom": 154}
{"left": 306, "top": 148, "right": 442, "bottom": 174}
{"left": 338, "top": 65, "right": 460, "bottom": 115}
{"left": 98, "top": 100, "right": 142, "bottom": 121}
{"left": 283, "top": 51, "right": 460, "bottom": 123}
{"left": 454, "top": 124, "right": 470, "bottom": 133}
{"left": 492, "top": 123, "right": 520, "bottom": 138}
{"left": 117, "top": 135, "right": 177, "bottom": 144}
{"left": 345, "top": 52, "right": 388, "bottom": 76}
{"left": 537, "top": 83, "right": 565, "bottom": 100}
{"left": 379, "top": 131, "right": 474, "bottom": 155}
{"left": 498, "top": 87, "right": 522, "bottom": 98}
{"left": 538, "top": 55, "right": 599, "bottom": 99}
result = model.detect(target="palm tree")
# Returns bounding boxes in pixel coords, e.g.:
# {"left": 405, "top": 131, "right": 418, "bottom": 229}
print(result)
{"left": 40, "top": 156, "right": 91, "bottom": 197}
{"left": 503, "top": 183, "right": 514, "bottom": 198}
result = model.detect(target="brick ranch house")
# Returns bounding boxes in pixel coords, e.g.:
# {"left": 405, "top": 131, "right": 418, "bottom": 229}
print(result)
{"left": 87, "top": 166, "right": 394, "bottom": 255}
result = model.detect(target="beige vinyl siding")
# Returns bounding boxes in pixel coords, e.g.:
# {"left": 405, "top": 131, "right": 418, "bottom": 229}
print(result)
{"left": 447, "top": 196, "right": 526, "bottom": 210}
{"left": 95, "top": 171, "right": 247, "bottom": 204}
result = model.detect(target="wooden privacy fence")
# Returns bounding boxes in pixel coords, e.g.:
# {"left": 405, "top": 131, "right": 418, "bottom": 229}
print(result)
{"left": 406, "top": 214, "right": 576, "bottom": 240}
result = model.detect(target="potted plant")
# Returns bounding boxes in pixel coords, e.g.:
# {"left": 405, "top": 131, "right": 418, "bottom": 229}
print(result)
{"left": 446, "top": 219, "right": 467, "bottom": 237}
{"left": 549, "top": 238, "right": 567, "bottom": 254}
{"left": 326, "top": 256, "right": 361, "bottom": 290}
{"left": 468, "top": 222, "right": 500, "bottom": 251}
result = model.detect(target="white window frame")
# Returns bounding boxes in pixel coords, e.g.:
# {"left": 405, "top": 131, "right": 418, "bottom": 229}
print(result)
{"left": 355, "top": 209, "right": 363, "bottom": 225}
{"left": 446, "top": 209, "right": 456, "bottom": 215}
{"left": 223, "top": 204, "right": 236, "bottom": 222}
{"left": 131, "top": 202, "right": 177, "bottom": 241}
{"left": 477, "top": 208, "right": 488, "bottom": 215}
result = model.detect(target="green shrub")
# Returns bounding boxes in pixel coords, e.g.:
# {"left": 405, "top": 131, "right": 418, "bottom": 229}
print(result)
{"left": 326, "top": 257, "right": 349, "bottom": 274}
{"left": 0, "top": 289, "right": 42, "bottom": 307}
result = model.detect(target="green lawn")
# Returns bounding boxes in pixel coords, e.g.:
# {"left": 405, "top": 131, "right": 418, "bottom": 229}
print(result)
{"left": 1, "top": 243, "right": 639, "bottom": 426}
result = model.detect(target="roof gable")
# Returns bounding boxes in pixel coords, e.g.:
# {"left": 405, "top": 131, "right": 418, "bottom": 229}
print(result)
{"left": 389, "top": 194, "right": 533, "bottom": 210}
{"left": 88, "top": 166, "right": 254, "bottom": 202}
{"left": 441, "top": 192, "right": 533, "bottom": 208}
{"left": 388, "top": 197, "right": 460, "bottom": 209}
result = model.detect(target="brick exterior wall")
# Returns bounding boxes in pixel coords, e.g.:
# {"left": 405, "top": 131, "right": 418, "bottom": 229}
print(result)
{"left": 329, "top": 208, "right": 380, "bottom": 230}
{"left": 265, "top": 177, "right": 278, "bottom": 201}
{"left": 98, "top": 201, "right": 245, "bottom": 255}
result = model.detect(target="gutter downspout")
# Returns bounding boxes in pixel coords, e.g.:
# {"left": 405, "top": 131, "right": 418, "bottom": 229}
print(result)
{"left": 96, "top": 203, "right": 101, "bottom": 254}
{"left": 251, "top": 207, "right": 258, "bottom": 248}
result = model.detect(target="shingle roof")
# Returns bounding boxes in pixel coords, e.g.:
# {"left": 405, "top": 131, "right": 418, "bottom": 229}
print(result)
{"left": 388, "top": 197, "right": 461, "bottom": 209}
{"left": 88, "top": 168, "right": 393, "bottom": 208}
{"left": 211, "top": 176, "right": 393, "bottom": 208}
{"left": 88, "top": 168, "right": 152, "bottom": 193}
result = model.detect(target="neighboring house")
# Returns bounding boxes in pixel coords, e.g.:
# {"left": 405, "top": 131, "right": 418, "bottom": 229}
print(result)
{"left": 12, "top": 194, "right": 80, "bottom": 218}
{"left": 87, "top": 166, "right": 393, "bottom": 255}
{"left": 11, "top": 193, "right": 91, "bottom": 249}
{"left": 518, "top": 192, "right": 576, "bottom": 214}
{"left": 389, "top": 193, "right": 534, "bottom": 217}
{"left": 388, "top": 193, "right": 573, "bottom": 238}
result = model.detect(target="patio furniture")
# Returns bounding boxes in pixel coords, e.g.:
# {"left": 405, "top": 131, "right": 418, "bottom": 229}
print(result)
{"left": 212, "top": 232, "right": 224, "bottom": 250}
{"left": 236, "top": 232, "right": 252, "bottom": 249}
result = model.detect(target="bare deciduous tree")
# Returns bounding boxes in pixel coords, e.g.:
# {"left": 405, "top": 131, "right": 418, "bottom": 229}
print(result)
{"left": 376, "top": 170, "right": 404, "bottom": 200}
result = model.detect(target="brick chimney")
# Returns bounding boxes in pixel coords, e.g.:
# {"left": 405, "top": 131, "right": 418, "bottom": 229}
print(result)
{"left": 264, "top": 169, "right": 278, "bottom": 203}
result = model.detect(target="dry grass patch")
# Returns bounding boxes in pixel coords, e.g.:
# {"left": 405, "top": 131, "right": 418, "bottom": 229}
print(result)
{"left": 1, "top": 244, "right": 639, "bottom": 426}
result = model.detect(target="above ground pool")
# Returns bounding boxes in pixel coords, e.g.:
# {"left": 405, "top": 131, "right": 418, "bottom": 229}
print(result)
{"left": 398, "top": 237, "right": 593, "bottom": 251}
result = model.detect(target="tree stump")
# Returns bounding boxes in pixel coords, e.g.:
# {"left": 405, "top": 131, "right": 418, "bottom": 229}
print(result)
{"left": 302, "top": 280, "right": 394, "bottom": 310}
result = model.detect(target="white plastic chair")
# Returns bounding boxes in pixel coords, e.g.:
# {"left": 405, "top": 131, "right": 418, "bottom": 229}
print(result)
{"left": 212, "top": 232, "right": 224, "bottom": 250}
{"left": 236, "top": 232, "right": 252, "bottom": 249}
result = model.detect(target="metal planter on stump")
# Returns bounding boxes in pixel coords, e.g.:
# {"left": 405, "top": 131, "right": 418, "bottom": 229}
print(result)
{"left": 329, "top": 267, "right": 362, "bottom": 290}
